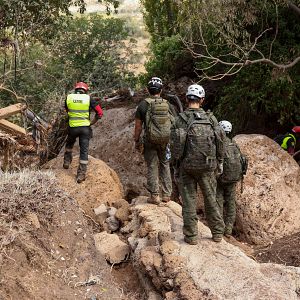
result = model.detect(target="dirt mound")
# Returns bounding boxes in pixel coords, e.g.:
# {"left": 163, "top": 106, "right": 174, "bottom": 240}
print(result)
{"left": 45, "top": 155, "right": 124, "bottom": 216}
{"left": 89, "top": 107, "right": 147, "bottom": 199}
{"left": 234, "top": 134, "right": 300, "bottom": 245}
{"left": 256, "top": 232, "right": 300, "bottom": 267}
{"left": 0, "top": 170, "right": 124, "bottom": 300}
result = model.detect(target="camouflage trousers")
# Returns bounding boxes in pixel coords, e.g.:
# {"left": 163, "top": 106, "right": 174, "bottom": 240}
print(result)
{"left": 179, "top": 169, "right": 225, "bottom": 241}
{"left": 143, "top": 141, "right": 172, "bottom": 197}
{"left": 216, "top": 181, "right": 237, "bottom": 235}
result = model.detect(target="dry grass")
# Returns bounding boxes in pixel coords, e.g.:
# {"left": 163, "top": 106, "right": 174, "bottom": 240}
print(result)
{"left": 0, "top": 169, "right": 71, "bottom": 263}
{"left": 0, "top": 170, "right": 68, "bottom": 223}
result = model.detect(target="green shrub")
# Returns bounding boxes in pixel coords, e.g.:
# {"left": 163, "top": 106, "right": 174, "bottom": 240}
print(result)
{"left": 215, "top": 64, "right": 300, "bottom": 133}
{"left": 144, "top": 35, "right": 193, "bottom": 81}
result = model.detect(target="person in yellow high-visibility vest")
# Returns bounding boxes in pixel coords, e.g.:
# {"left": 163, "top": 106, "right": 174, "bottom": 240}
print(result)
{"left": 274, "top": 126, "right": 300, "bottom": 155}
{"left": 63, "top": 82, "right": 103, "bottom": 183}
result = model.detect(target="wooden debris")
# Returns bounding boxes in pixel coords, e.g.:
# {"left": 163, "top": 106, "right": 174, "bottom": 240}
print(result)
{"left": 0, "top": 103, "right": 26, "bottom": 119}
{"left": 0, "top": 119, "right": 26, "bottom": 136}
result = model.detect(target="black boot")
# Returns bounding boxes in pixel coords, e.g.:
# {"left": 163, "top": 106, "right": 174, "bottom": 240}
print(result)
{"left": 76, "top": 163, "right": 87, "bottom": 183}
{"left": 63, "top": 151, "right": 73, "bottom": 169}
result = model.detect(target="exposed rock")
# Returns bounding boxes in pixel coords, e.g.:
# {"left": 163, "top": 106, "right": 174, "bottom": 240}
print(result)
{"left": 106, "top": 216, "right": 120, "bottom": 232}
{"left": 113, "top": 199, "right": 131, "bottom": 223}
{"left": 132, "top": 195, "right": 148, "bottom": 206}
{"left": 234, "top": 134, "right": 300, "bottom": 245}
{"left": 126, "top": 200, "right": 300, "bottom": 299}
{"left": 94, "top": 203, "right": 107, "bottom": 216}
{"left": 93, "top": 203, "right": 108, "bottom": 225}
{"left": 112, "top": 199, "right": 130, "bottom": 209}
{"left": 108, "top": 206, "right": 117, "bottom": 217}
{"left": 45, "top": 155, "right": 123, "bottom": 216}
{"left": 94, "top": 232, "right": 130, "bottom": 264}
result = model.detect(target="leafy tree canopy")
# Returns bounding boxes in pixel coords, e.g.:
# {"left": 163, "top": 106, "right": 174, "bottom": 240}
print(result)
{"left": 140, "top": 0, "right": 300, "bottom": 131}
{"left": 0, "top": 0, "right": 120, "bottom": 40}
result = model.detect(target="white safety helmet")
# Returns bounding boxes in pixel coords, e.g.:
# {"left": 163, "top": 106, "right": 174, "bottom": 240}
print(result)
{"left": 186, "top": 84, "right": 205, "bottom": 100}
{"left": 148, "top": 77, "right": 163, "bottom": 93}
{"left": 219, "top": 120, "right": 232, "bottom": 133}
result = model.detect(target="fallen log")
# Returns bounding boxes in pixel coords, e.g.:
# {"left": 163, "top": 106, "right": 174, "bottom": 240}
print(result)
{"left": 0, "top": 119, "right": 26, "bottom": 136}
{"left": 0, "top": 103, "right": 26, "bottom": 119}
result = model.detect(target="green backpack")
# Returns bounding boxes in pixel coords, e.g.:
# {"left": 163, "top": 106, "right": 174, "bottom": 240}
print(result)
{"left": 220, "top": 139, "right": 245, "bottom": 183}
{"left": 171, "top": 111, "right": 221, "bottom": 173}
{"left": 145, "top": 98, "right": 172, "bottom": 145}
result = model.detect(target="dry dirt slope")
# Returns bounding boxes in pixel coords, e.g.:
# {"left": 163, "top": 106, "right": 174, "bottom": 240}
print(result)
{"left": 89, "top": 107, "right": 147, "bottom": 199}
{"left": 0, "top": 170, "right": 127, "bottom": 300}
{"left": 45, "top": 155, "right": 124, "bottom": 216}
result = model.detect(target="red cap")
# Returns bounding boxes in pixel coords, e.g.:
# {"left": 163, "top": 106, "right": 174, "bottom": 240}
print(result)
{"left": 292, "top": 126, "right": 300, "bottom": 133}
{"left": 75, "top": 82, "right": 88, "bottom": 92}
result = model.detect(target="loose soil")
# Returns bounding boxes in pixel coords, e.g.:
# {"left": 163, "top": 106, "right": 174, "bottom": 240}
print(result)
{"left": 255, "top": 232, "right": 300, "bottom": 267}
{"left": 0, "top": 170, "right": 143, "bottom": 300}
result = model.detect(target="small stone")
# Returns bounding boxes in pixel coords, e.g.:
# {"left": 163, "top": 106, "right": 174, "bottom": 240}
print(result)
{"left": 128, "top": 236, "right": 138, "bottom": 251}
{"left": 94, "top": 232, "right": 130, "bottom": 264}
{"left": 94, "top": 204, "right": 108, "bottom": 226}
{"left": 108, "top": 207, "right": 117, "bottom": 217}
{"left": 93, "top": 204, "right": 107, "bottom": 216}
{"left": 106, "top": 216, "right": 120, "bottom": 232}
{"left": 115, "top": 206, "right": 130, "bottom": 224}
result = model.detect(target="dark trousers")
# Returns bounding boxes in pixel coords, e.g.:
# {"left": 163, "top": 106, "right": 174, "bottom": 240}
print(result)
{"left": 65, "top": 126, "right": 91, "bottom": 163}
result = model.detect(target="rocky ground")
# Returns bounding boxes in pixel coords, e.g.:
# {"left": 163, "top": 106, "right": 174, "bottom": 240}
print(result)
{"left": 89, "top": 103, "right": 300, "bottom": 246}
{"left": 1, "top": 96, "right": 300, "bottom": 299}
{"left": 125, "top": 197, "right": 300, "bottom": 299}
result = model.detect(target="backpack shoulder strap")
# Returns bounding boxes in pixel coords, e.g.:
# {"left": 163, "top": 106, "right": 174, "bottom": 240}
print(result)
{"left": 179, "top": 112, "right": 189, "bottom": 123}
{"left": 145, "top": 97, "right": 166, "bottom": 104}
{"left": 205, "top": 110, "right": 218, "bottom": 128}
{"left": 145, "top": 98, "right": 154, "bottom": 104}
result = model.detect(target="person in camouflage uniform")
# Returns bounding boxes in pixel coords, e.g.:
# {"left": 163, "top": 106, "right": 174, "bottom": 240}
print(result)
{"left": 171, "top": 84, "right": 225, "bottom": 244}
{"left": 217, "top": 120, "right": 243, "bottom": 237}
{"left": 134, "top": 77, "right": 173, "bottom": 205}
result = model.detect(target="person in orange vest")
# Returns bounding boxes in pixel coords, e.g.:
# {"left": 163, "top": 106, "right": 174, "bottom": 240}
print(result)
{"left": 63, "top": 82, "right": 103, "bottom": 183}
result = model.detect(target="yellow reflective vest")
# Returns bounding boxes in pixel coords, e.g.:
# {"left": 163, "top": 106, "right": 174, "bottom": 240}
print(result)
{"left": 281, "top": 133, "right": 296, "bottom": 150}
{"left": 66, "top": 93, "right": 91, "bottom": 127}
